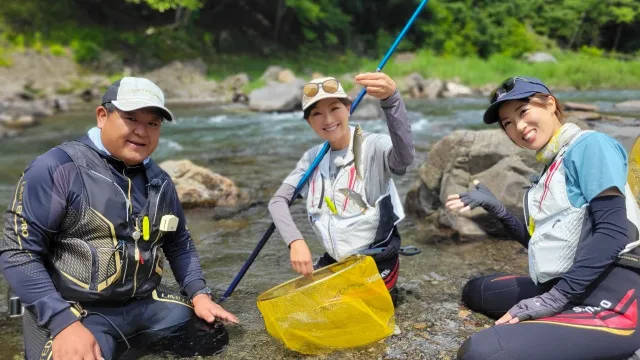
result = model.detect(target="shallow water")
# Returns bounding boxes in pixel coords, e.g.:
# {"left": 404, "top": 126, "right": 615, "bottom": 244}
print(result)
{"left": 0, "top": 90, "right": 639, "bottom": 359}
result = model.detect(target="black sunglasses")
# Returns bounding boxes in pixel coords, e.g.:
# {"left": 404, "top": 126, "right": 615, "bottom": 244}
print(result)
{"left": 489, "top": 77, "right": 547, "bottom": 104}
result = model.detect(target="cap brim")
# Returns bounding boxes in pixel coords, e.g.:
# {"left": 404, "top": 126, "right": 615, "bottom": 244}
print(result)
{"left": 111, "top": 99, "right": 174, "bottom": 121}
{"left": 302, "top": 93, "right": 349, "bottom": 111}
{"left": 483, "top": 90, "right": 538, "bottom": 124}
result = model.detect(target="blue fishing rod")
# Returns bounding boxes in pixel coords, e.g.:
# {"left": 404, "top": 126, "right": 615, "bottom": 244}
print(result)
{"left": 218, "top": 0, "right": 430, "bottom": 303}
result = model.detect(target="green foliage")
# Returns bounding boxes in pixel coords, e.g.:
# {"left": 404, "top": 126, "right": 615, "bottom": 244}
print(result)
{"left": 580, "top": 45, "right": 605, "bottom": 57}
{"left": 0, "top": 50, "right": 13, "bottom": 67}
{"left": 498, "top": 20, "right": 538, "bottom": 58}
{"left": 49, "top": 44, "right": 67, "bottom": 56}
{"left": 1, "top": 0, "right": 640, "bottom": 74}
{"left": 70, "top": 39, "right": 102, "bottom": 63}
{"left": 32, "top": 32, "right": 44, "bottom": 54}
{"left": 126, "top": 0, "right": 203, "bottom": 12}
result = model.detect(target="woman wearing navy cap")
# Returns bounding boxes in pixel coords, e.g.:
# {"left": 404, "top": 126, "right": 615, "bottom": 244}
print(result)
{"left": 447, "top": 76, "right": 640, "bottom": 359}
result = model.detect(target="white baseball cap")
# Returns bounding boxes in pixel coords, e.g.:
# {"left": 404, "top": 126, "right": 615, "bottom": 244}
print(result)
{"left": 302, "top": 77, "right": 350, "bottom": 111}
{"left": 102, "top": 77, "right": 174, "bottom": 121}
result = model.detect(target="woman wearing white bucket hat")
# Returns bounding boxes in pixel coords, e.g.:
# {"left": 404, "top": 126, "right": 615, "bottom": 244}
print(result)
{"left": 268, "top": 72, "right": 415, "bottom": 303}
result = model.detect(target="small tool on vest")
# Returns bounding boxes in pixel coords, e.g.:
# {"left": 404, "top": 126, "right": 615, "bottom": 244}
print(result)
{"left": 7, "top": 288, "right": 23, "bottom": 318}
{"left": 160, "top": 215, "right": 179, "bottom": 232}
{"left": 142, "top": 216, "right": 150, "bottom": 241}
{"left": 324, "top": 196, "right": 338, "bottom": 215}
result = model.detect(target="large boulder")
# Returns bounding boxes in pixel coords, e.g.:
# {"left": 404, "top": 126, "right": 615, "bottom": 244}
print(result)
{"left": 405, "top": 119, "right": 637, "bottom": 242}
{"left": 563, "top": 102, "right": 599, "bottom": 112}
{"left": 248, "top": 79, "right": 306, "bottom": 112}
{"left": 159, "top": 159, "right": 249, "bottom": 209}
{"left": 0, "top": 49, "right": 82, "bottom": 98}
{"left": 442, "top": 81, "right": 473, "bottom": 98}
{"left": 402, "top": 73, "right": 444, "bottom": 100}
{"left": 406, "top": 129, "right": 543, "bottom": 242}
{"left": 347, "top": 88, "right": 384, "bottom": 120}
{"left": 614, "top": 100, "right": 640, "bottom": 112}
{"left": 142, "top": 59, "right": 227, "bottom": 103}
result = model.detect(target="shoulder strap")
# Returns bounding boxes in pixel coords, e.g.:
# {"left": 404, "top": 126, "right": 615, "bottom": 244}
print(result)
{"left": 56, "top": 141, "right": 113, "bottom": 179}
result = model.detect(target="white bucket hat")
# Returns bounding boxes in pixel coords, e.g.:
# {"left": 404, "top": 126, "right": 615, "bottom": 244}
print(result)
{"left": 302, "top": 77, "right": 349, "bottom": 111}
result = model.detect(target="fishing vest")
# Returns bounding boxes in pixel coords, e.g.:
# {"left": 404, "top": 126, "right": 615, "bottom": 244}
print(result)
{"left": 306, "top": 126, "right": 405, "bottom": 261}
{"left": 524, "top": 130, "right": 640, "bottom": 284}
{"left": 51, "top": 140, "right": 177, "bottom": 302}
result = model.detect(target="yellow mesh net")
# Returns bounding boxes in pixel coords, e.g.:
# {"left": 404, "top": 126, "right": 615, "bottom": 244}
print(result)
{"left": 629, "top": 135, "right": 640, "bottom": 203}
{"left": 256, "top": 255, "right": 395, "bottom": 354}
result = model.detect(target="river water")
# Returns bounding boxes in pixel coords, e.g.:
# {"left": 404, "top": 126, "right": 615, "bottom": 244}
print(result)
{"left": 0, "top": 90, "right": 639, "bottom": 359}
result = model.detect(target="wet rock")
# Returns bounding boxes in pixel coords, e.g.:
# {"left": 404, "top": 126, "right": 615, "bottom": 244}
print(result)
{"left": 0, "top": 50, "right": 81, "bottom": 99}
{"left": 563, "top": 102, "right": 599, "bottom": 112}
{"left": 564, "top": 111, "right": 602, "bottom": 121}
{"left": 398, "top": 278, "right": 424, "bottom": 300}
{"left": 402, "top": 73, "right": 444, "bottom": 100}
{"left": 413, "top": 322, "right": 429, "bottom": 330}
{"left": 2, "top": 115, "right": 37, "bottom": 129}
{"left": 429, "top": 272, "right": 447, "bottom": 281}
{"left": 159, "top": 159, "right": 250, "bottom": 209}
{"left": 80, "top": 88, "right": 101, "bottom": 102}
{"left": 231, "top": 91, "right": 249, "bottom": 104}
{"left": 393, "top": 325, "right": 402, "bottom": 336}
{"left": 0, "top": 98, "right": 53, "bottom": 120}
{"left": 564, "top": 117, "right": 591, "bottom": 130}
{"left": 248, "top": 79, "right": 305, "bottom": 112}
{"left": 347, "top": 89, "right": 384, "bottom": 120}
{"left": 53, "top": 97, "right": 70, "bottom": 112}
{"left": 352, "top": 102, "right": 382, "bottom": 120}
{"left": 442, "top": 81, "right": 473, "bottom": 98}
{"left": 614, "top": 100, "right": 640, "bottom": 111}
{"left": 525, "top": 52, "right": 557, "bottom": 63}
{"left": 406, "top": 129, "right": 541, "bottom": 241}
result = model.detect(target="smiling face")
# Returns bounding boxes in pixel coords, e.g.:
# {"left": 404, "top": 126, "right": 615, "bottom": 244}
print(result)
{"left": 96, "top": 105, "right": 163, "bottom": 165}
{"left": 305, "top": 98, "right": 352, "bottom": 150}
{"left": 498, "top": 95, "right": 563, "bottom": 150}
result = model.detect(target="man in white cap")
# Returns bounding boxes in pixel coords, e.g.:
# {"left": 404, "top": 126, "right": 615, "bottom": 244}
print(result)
{"left": 0, "top": 77, "right": 238, "bottom": 360}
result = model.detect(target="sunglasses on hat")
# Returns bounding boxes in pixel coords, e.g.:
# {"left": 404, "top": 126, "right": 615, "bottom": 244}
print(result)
{"left": 303, "top": 79, "right": 340, "bottom": 97}
{"left": 490, "top": 77, "right": 548, "bottom": 104}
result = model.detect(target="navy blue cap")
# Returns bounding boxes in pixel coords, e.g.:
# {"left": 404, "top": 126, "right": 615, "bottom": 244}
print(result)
{"left": 483, "top": 76, "right": 552, "bottom": 124}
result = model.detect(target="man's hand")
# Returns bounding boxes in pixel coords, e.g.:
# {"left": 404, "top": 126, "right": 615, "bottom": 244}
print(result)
{"left": 52, "top": 321, "right": 102, "bottom": 360}
{"left": 289, "top": 239, "right": 314, "bottom": 276}
{"left": 354, "top": 72, "right": 397, "bottom": 100}
{"left": 496, "top": 288, "right": 568, "bottom": 325}
{"left": 193, "top": 294, "right": 239, "bottom": 325}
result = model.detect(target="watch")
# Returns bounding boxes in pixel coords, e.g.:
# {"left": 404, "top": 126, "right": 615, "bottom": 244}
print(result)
{"left": 190, "top": 287, "right": 213, "bottom": 303}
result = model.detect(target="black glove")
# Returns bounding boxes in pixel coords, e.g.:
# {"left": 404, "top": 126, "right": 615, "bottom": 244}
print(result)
{"left": 506, "top": 287, "right": 568, "bottom": 321}
{"left": 454, "top": 181, "right": 531, "bottom": 247}
{"left": 459, "top": 182, "right": 505, "bottom": 215}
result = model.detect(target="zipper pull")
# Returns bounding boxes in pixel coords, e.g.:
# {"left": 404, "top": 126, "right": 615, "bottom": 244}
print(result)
{"left": 132, "top": 217, "right": 141, "bottom": 240}
{"left": 135, "top": 246, "right": 140, "bottom": 262}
